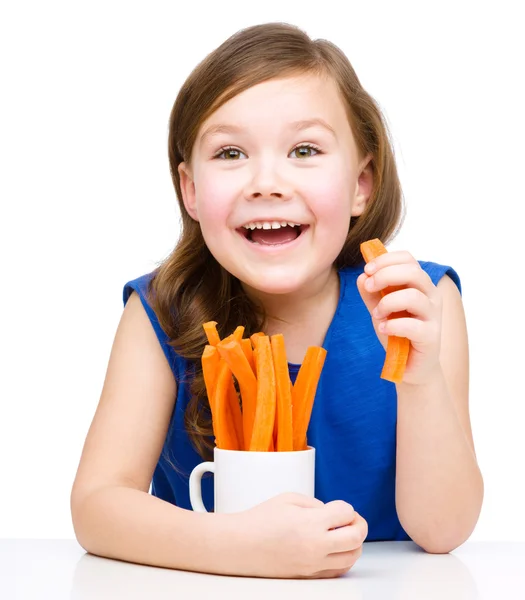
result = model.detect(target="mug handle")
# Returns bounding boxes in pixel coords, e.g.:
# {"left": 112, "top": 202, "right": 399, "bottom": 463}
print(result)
{"left": 189, "top": 461, "right": 215, "bottom": 512}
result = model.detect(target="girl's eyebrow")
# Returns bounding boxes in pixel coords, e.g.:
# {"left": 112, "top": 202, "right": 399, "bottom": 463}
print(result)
{"left": 199, "top": 118, "right": 337, "bottom": 146}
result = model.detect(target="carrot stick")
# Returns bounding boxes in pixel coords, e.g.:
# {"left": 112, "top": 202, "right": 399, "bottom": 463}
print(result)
{"left": 292, "top": 347, "right": 327, "bottom": 451}
{"left": 202, "top": 325, "right": 242, "bottom": 448}
{"left": 201, "top": 345, "right": 221, "bottom": 446}
{"left": 249, "top": 335, "right": 276, "bottom": 451}
{"left": 203, "top": 323, "right": 244, "bottom": 345}
{"left": 250, "top": 331, "right": 264, "bottom": 347}
{"left": 214, "top": 359, "right": 241, "bottom": 450}
{"left": 360, "top": 238, "right": 387, "bottom": 264}
{"left": 361, "top": 239, "right": 410, "bottom": 318}
{"left": 203, "top": 321, "right": 221, "bottom": 346}
{"left": 227, "top": 377, "right": 244, "bottom": 451}
{"left": 241, "top": 338, "right": 255, "bottom": 374}
{"left": 250, "top": 332, "right": 264, "bottom": 373}
{"left": 360, "top": 238, "right": 411, "bottom": 383}
{"left": 233, "top": 326, "right": 245, "bottom": 341}
{"left": 273, "top": 403, "right": 278, "bottom": 450}
{"left": 270, "top": 334, "right": 293, "bottom": 452}
{"left": 217, "top": 340, "right": 258, "bottom": 450}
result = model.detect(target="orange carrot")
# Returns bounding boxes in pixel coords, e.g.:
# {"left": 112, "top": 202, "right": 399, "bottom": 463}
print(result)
{"left": 270, "top": 334, "right": 293, "bottom": 451}
{"left": 227, "top": 377, "right": 244, "bottom": 451}
{"left": 233, "top": 326, "right": 245, "bottom": 341}
{"left": 292, "top": 347, "right": 327, "bottom": 451}
{"left": 273, "top": 402, "right": 278, "bottom": 449}
{"left": 203, "top": 321, "right": 221, "bottom": 346}
{"left": 202, "top": 322, "right": 243, "bottom": 448}
{"left": 250, "top": 332, "right": 264, "bottom": 373}
{"left": 250, "top": 332, "right": 264, "bottom": 347}
{"left": 214, "top": 359, "right": 241, "bottom": 450}
{"left": 249, "top": 335, "right": 276, "bottom": 451}
{"left": 360, "top": 238, "right": 410, "bottom": 384}
{"left": 217, "top": 339, "right": 258, "bottom": 449}
{"left": 241, "top": 338, "right": 255, "bottom": 374}
{"left": 201, "top": 345, "right": 221, "bottom": 445}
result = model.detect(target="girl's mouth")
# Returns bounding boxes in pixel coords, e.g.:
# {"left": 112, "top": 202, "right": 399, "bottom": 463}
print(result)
{"left": 237, "top": 222, "right": 309, "bottom": 246}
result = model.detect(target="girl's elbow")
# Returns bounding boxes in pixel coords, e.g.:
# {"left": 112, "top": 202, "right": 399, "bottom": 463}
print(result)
{"left": 418, "top": 539, "right": 460, "bottom": 554}
{"left": 414, "top": 525, "right": 477, "bottom": 554}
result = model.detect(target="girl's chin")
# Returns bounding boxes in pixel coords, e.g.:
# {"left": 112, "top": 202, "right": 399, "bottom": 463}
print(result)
{"left": 240, "top": 272, "right": 310, "bottom": 297}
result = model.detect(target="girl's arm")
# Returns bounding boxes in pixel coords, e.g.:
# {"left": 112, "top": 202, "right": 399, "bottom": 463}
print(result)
{"left": 394, "top": 275, "right": 484, "bottom": 553}
{"left": 71, "top": 292, "right": 366, "bottom": 578}
{"left": 357, "top": 256, "right": 484, "bottom": 554}
{"left": 70, "top": 292, "right": 241, "bottom": 573}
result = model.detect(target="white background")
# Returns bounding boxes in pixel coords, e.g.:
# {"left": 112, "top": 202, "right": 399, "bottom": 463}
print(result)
{"left": 1, "top": 1, "right": 523, "bottom": 540}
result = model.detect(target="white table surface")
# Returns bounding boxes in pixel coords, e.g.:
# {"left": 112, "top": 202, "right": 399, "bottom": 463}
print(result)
{"left": 3, "top": 539, "right": 524, "bottom": 599}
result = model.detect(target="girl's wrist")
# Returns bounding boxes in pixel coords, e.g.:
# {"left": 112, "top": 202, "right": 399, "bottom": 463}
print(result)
{"left": 396, "top": 364, "right": 445, "bottom": 394}
{"left": 199, "top": 510, "right": 258, "bottom": 576}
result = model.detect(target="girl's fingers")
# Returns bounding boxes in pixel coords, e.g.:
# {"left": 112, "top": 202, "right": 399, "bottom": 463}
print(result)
{"left": 365, "top": 263, "right": 435, "bottom": 297}
{"left": 373, "top": 288, "right": 431, "bottom": 321}
{"left": 324, "top": 546, "right": 363, "bottom": 571}
{"left": 378, "top": 317, "right": 436, "bottom": 344}
{"left": 280, "top": 492, "right": 325, "bottom": 508}
{"left": 300, "top": 567, "right": 351, "bottom": 579}
{"left": 321, "top": 500, "right": 356, "bottom": 530}
{"left": 364, "top": 250, "right": 418, "bottom": 273}
{"left": 356, "top": 273, "right": 382, "bottom": 314}
{"left": 326, "top": 512, "right": 368, "bottom": 553}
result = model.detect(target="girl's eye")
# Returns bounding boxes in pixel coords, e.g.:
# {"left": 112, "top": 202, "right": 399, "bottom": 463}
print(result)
{"left": 213, "top": 144, "right": 321, "bottom": 160}
{"left": 214, "top": 147, "right": 246, "bottom": 160}
{"left": 290, "top": 144, "right": 321, "bottom": 159}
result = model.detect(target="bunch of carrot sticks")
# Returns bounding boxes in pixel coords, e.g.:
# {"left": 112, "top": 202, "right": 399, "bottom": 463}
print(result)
{"left": 201, "top": 322, "right": 326, "bottom": 452}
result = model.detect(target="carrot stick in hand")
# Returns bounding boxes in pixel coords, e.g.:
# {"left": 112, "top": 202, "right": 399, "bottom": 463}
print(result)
{"left": 292, "top": 346, "right": 327, "bottom": 450}
{"left": 360, "top": 238, "right": 410, "bottom": 383}
{"left": 249, "top": 335, "right": 276, "bottom": 451}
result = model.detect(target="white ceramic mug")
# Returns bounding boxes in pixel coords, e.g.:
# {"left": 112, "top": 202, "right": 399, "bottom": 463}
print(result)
{"left": 189, "top": 446, "right": 316, "bottom": 513}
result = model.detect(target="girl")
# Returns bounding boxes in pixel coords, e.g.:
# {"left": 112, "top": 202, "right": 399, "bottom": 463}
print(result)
{"left": 71, "top": 22, "right": 484, "bottom": 579}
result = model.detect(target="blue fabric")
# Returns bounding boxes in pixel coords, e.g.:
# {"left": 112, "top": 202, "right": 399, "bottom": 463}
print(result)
{"left": 123, "top": 259, "right": 461, "bottom": 541}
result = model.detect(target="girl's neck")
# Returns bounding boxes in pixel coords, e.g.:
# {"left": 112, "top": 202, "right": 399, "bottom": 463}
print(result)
{"left": 243, "top": 267, "right": 340, "bottom": 364}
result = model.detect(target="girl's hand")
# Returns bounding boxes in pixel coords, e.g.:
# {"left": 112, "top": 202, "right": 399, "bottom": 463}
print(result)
{"left": 356, "top": 250, "right": 443, "bottom": 386}
{"left": 234, "top": 492, "right": 367, "bottom": 579}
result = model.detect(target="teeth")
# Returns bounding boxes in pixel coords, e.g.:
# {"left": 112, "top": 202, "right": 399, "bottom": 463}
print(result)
{"left": 242, "top": 220, "right": 302, "bottom": 229}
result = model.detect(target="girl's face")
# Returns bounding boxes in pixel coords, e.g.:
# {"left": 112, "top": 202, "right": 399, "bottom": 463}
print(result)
{"left": 179, "top": 74, "right": 373, "bottom": 296}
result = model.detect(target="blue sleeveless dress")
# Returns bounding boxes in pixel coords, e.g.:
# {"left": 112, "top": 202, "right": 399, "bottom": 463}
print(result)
{"left": 123, "top": 260, "right": 461, "bottom": 542}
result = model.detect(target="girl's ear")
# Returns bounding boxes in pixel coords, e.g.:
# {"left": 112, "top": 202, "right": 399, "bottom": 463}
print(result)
{"left": 351, "top": 155, "right": 374, "bottom": 217}
{"left": 178, "top": 162, "right": 199, "bottom": 221}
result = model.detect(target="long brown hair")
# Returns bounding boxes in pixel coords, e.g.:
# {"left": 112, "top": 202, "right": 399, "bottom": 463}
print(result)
{"left": 148, "top": 22, "right": 404, "bottom": 461}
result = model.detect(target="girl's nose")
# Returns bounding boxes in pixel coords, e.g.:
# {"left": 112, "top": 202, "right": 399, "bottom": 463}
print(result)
{"left": 243, "top": 161, "right": 293, "bottom": 201}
